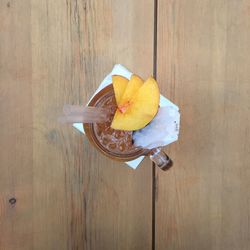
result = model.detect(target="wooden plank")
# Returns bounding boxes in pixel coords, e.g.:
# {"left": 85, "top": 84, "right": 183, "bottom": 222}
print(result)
{"left": 0, "top": 1, "right": 33, "bottom": 249}
{"left": 30, "top": 1, "right": 154, "bottom": 250}
{"left": 156, "top": 1, "right": 250, "bottom": 250}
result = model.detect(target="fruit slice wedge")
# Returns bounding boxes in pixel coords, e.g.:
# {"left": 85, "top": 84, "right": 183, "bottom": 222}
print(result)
{"left": 118, "top": 74, "right": 143, "bottom": 111}
{"left": 111, "top": 76, "right": 160, "bottom": 131}
{"left": 112, "top": 75, "right": 128, "bottom": 105}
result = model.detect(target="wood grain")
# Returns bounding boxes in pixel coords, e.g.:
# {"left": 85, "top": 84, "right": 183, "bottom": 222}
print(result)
{"left": 0, "top": 1, "right": 33, "bottom": 249}
{"left": 156, "top": 1, "right": 250, "bottom": 250}
{"left": 1, "top": 0, "right": 154, "bottom": 249}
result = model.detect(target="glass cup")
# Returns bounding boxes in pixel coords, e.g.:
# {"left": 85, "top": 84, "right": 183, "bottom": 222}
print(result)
{"left": 84, "top": 85, "right": 173, "bottom": 171}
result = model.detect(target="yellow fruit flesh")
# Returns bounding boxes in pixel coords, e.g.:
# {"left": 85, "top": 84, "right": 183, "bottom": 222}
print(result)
{"left": 118, "top": 74, "right": 143, "bottom": 112}
{"left": 111, "top": 76, "right": 160, "bottom": 131}
{"left": 112, "top": 75, "right": 128, "bottom": 105}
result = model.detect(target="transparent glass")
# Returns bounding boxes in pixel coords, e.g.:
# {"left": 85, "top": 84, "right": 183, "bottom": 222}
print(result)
{"left": 149, "top": 148, "right": 173, "bottom": 171}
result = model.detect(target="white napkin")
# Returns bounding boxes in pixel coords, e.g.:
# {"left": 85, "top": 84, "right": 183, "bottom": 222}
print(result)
{"left": 73, "top": 64, "right": 180, "bottom": 169}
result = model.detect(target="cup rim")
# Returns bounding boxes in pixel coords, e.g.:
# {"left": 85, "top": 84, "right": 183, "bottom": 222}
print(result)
{"left": 84, "top": 84, "right": 148, "bottom": 162}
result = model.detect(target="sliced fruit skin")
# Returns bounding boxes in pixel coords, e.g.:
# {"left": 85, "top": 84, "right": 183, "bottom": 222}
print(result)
{"left": 111, "top": 76, "right": 160, "bottom": 131}
{"left": 112, "top": 75, "right": 128, "bottom": 105}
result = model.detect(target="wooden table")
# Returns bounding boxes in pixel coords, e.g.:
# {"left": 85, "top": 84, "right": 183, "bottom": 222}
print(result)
{"left": 1, "top": 1, "right": 250, "bottom": 249}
